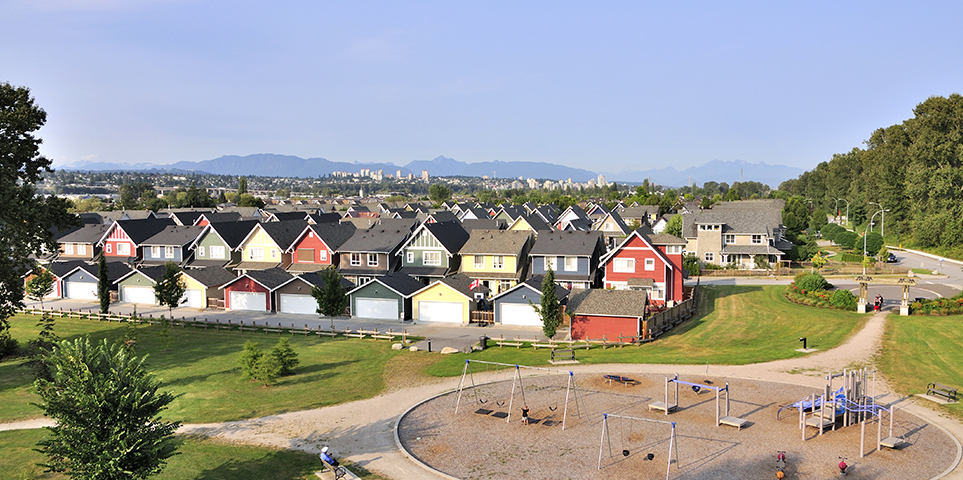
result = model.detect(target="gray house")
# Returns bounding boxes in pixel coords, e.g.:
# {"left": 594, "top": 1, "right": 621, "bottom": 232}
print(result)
{"left": 139, "top": 225, "right": 206, "bottom": 266}
{"left": 348, "top": 272, "right": 424, "bottom": 320}
{"left": 397, "top": 221, "right": 470, "bottom": 284}
{"left": 528, "top": 230, "right": 605, "bottom": 290}
{"left": 492, "top": 275, "right": 569, "bottom": 326}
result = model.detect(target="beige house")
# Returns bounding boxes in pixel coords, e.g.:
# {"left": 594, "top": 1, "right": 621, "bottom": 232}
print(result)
{"left": 681, "top": 199, "right": 792, "bottom": 269}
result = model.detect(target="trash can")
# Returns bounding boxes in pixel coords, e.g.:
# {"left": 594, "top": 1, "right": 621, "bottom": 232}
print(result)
{"left": 479, "top": 335, "right": 488, "bottom": 350}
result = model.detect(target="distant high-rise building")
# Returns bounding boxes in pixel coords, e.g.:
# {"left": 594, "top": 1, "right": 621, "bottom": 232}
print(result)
{"left": 597, "top": 174, "right": 606, "bottom": 187}
{"left": 397, "top": 170, "right": 402, "bottom": 179}
{"left": 422, "top": 170, "right": 429, "bottom": 182}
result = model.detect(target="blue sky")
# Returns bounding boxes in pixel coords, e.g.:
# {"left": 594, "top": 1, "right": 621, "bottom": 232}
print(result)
{"left": 3, "top": 1, "right": 962, "bottom": 175}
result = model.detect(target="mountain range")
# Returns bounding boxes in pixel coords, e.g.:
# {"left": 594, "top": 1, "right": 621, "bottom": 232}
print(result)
{"left": 60, "top": 154, "right": 804, "bottom": 188}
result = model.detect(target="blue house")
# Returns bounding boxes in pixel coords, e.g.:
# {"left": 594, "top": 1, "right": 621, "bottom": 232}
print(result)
{"left": 528, "top": 230, "right": 605, "bottom": 290}
{"left": 139, "top": 225, "right": 206, "bottom": 266}
{"left": 492, "top": 275, "right": 569, "bottom": 326}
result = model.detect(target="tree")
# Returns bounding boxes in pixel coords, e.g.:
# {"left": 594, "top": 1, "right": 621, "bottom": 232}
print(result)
{"left": 533, "top": 269, "right": 561, "bottom": 340}
{"left": 271, "top": 338, "right": 299, "bottom": 376}
{"left": 663, "top": 214, "right": 683, "bottom": 238}
{"left": 217, "top": 190, "right": 227, "bottom": 204}
{"left": 98, "top": 252, "right": 110, "bottom": 314}
{"left": 683, "top": 254, "right": 701, "bottom": 277}
{"left": 154, "top": 262, "right": 186, "bottom": 318}
{"left": 0, "top": 83, "right": 77, "bottom": 345}
{"left": 237, "top": 177, "right": 248, "bottom": 195}
{"left": 25, "top": 313, "right": 58, "bottom": 381}
{"left": 34, "top": 337, "right": 180, "bottom": 480}
{"left": 238, "top": 341, "right": 281, "bottom": 386}
{"left": 312, "top": 267, "right": 349, "bottom": 329}
{"left": 26, "top": 268, "right": 54, "bottom": 310}
{"left": 811, "top": 253, "right": 827, "bottom": 273}
{"left": 429, "top": 183, "right": 453, "bottom": 204}
{"left": 237, "top": 193, "right": 264, "bottom": 208}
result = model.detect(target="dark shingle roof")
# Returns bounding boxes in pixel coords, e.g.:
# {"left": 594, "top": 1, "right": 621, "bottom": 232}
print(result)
{"left": 295, "top": 271, "right": 355, "bottom": 290}
{"left": 113, "top": 218, "right": 177, "bottom": 245}
{"left": 365, "top": 272, "right": 425, "bottom": 297}
{"left": 494, "top": 274, "right": 570, "bottom": 302}
{"left": 197, "top": 212, "right": 242, "bottom": 224}
{"left": 117, "top": 265, "right": 166, "bottom": 284}
{"left": 460, "top": 229, "right": 532, "bottom": 255}
{"left": 308, "top": 212, "right": 343, "bottom": 224}
{"left": 259, "top": 220, "right": 309, "bottom": 250}
{"left": 427, "top": 211, "right": 459, "bottom": 223}
{"left": 530, "top": 231, "right": 603, "bottom": 256}
{"left": 269, "top": 211, "right": 310, "bottom": 222}
{"left": 422, "top": 221, "right": 470, "bottom": 253}
{"left": 240, "top": 267, "right": 294, "bottom": 290}
{"left": 460, "top": 219, "right": 506, "bottom": 231}
{"left": 46, "top": 260, "right": 93, "bottom": 278}
{"left": 169, "top": 211, "right": 210, "bottom": 226}
{"left": 435, "top": 272, "right": 476, "bottom": 297}
{"left": 306, "top": 222, "right": 357, "bottom": 251}
{"left": 206, "top": 220, "right": 261, "bottom": 249}
{"left": 181, "top": 266, "right": 237, "bottom": 287}
{"left": 57, "top": 224, "right": 112, "bottom": 244}
{"left": 681, "top": 199, "right": 785, "bottom": 238}
{"left": 340, "top": 224, "right": 411, "bottom": 253}
{"left": 141, "top": 226, "right": 207, "bottom": 247}
{"left": 567, "top": 289, "right": 648, "bottom": 317}
{"left": 516, "top": 213, "right": 554, "bottom": 232}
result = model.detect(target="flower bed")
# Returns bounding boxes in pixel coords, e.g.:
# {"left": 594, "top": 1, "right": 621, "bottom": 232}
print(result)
{"left": 910, "top": 295, "right": 963, "bottom": 315}
{"left": 785, "top": 281, "right": 857, "bottom": 311}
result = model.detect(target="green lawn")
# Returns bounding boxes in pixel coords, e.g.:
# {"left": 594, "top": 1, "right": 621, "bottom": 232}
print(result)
{"left": 427, "top": 285, "right": 867, "bottom": 376}
{"left": 878, "top": 312, "right": 963, "bottom": 419}
{"left": 0, "top": 429, "right": 388, "bottom": 480}
{"left": 0, "top": 314, "right": 404, "bottom": 423}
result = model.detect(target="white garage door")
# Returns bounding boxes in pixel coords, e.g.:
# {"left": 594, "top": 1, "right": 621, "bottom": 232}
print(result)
{"left": 418, "top": 301, "right": 463, "bottom": 323}
{"left": 355, "top": 298, "right": 398, "bottom": 320}
{"left": 500, "top": 303, "right": 542, "bottom": 326}
{"left": 279, "top": 294, "right": 317, "bottom": 315}
{"left": 229, "top": 291, "right": 266, "bottom": 311}
{"left": 181, "top": 289, "right": 204, "bottom": 308}
{"left": 123, "top": 286, "right": 156, "bottom": 305}
{"left": 65, "top": 281, "right": 98, "bottom": 300}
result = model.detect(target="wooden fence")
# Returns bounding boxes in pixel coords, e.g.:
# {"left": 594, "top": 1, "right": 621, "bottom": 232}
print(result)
{"left": 18, "top": 307, "right": 408, "bottom": 343}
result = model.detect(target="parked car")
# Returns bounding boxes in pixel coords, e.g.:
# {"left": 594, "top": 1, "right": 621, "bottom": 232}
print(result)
{"left": 886, "top": 252, "right": 897, "bottom": 263}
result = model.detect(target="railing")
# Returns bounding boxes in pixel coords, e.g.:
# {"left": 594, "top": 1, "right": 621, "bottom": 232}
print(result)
{"left": 470, "top": 311, "right": 494, "bottom": 325}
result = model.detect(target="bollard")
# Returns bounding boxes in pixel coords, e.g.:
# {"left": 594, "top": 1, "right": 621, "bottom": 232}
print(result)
{"left": 427, "top": 339, "right": 432, "bottom": 352}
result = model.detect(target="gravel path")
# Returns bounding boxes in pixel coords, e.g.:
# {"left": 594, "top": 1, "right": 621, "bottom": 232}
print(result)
{"left": 6, "top": 311, "right": 963, "bottom": 479}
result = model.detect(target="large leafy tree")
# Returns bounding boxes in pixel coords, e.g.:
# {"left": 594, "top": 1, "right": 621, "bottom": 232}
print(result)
{"left": 34, "top": 337, "right": 181, "bottom": 480}
{"left": 663, "top": 214, "right": 683, "bottom": 238}
{"left": 429, "top": 183, "right": 453, "bottom": 204}
{"left": 533, "top": 269, "right": 561, "bottom": 340}
{"left": 0, "top": 83, "right": 77, "bottom": 338}
{"left": 153, "top": 262, "right": 186, "bottom": 318}
{"left": 312, "top": 267, "right": 349, "bottom": 328}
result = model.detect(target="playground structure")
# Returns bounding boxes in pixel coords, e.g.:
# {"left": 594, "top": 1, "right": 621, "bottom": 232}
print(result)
{"left": 453, "top": 359, "right": 590, "bottom": 430}
{"left": 778, "top": 367, "right": 906, "bottom": 456}
{"left": 598, "top": 413, "right": 679, "bottom": 480}
{"left": 648, "top": 374, "right": 747, "bottom": 429}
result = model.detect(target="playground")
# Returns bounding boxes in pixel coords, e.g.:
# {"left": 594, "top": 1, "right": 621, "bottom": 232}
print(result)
{"left": 397, "top": 367, "right": 957, "bottom": 480}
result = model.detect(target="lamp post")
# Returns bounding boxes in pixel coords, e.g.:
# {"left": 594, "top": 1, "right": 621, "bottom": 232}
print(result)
{"left": 863, "top": 208, "right": 884, "bottom": 275}
{"left": 869, "top": 202, "right": 890, "bottom": 238}
{"left": 836, "top": 198, "right": 849, "bottom": 228}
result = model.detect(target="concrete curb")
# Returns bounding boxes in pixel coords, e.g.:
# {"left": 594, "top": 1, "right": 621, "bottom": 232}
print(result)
{"left": 394, "top": 390, "right": 463, "bottom": 480}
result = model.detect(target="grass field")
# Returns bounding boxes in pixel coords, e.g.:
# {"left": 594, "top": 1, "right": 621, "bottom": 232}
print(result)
{"left": 0, "top": 314, "right": 404, "bottom": 423}
{"left": 0, "top": 429, "right": 388, "bottom": 480}
{"left": 878, "top": 312, "right": 963, "bottom": 419}
{"left": 427, "top": 285, "right": 867, "bottom": 376}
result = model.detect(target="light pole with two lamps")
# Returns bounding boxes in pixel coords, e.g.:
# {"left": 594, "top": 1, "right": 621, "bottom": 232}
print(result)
{"left": 863, "top": 205, "right": 887, "bottom": 275}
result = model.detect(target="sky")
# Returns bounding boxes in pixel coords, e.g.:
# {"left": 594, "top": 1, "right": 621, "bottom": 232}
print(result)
{"left": 3, "top": 1, "right": 962, "bottom": 175}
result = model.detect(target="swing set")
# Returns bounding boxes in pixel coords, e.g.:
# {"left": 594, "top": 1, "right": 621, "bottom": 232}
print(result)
{"left": 648, "top": 374, "right": 747, "bottom": 429}
{"left": 454, "top": 359, "right": 590, "bottom": 430}
{"left": 597, "top": 413, "right": 679, "bottom": 480}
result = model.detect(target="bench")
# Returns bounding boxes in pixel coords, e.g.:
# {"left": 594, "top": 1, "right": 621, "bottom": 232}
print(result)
{"left": 318, "top": 459, "right": 346, "bottom": 480}
{"left": 926, "top": 382, "right": 958, "bottom": 402}
{"left": 550, "top": 348, "right": 578, "bottom": 365}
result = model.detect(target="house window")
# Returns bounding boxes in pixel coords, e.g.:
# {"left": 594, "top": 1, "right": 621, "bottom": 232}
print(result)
{"left": 423, "top": 251, "right": 441, "bottom": 266}
{"left": 493, "top": 256, "right": 505, "bottom": 269}
{"left": 209, "top": 246, "right": 225, "bottom": 259}
{"left": 667, "top": 245, "right": 682, "bottom": 255}
{"left": 77, "top": 244, "right": 86, "bottom": 255}
{"left": 544, "top": 257, "right": 557, "bottom": 271}
{"left": 613, "top": 258, "right": 635, "bottom": 272}
{"left": 350, "top": 253, "right": 362, "bottom": 266}
{"left": 319, "top": 250, "right": 327, "bottom": 261}
{"left": 298, "top": 249, "right": 314, "bottom": 262}
{"left": 406, "top": 251, "right": 414, "bottom": 263}
{"left": 65, "top": 244, "right": 74, "bottom": 254}
{"left": 644, "top": 258, "right": 655, "bottom": 271}
{"left": 165, "top": 246, "right": 174, "bottom": 259}
{"left": 721, "top": 254, "right": 729, "bottom": 264}
{"left": 249, "top": 247, "right": 264, "bottom": 260}
{"left": 604, "top": 222, "right": 614, "bottom": 231}
{"left": 474, "top": 255, "right": 484, "bottom": 268}
{"left": 198, "top": 246, "right": 205, "bottom": 257}
{"left": 725, "top": 234, "right": 735, "bottom": 244}
{"left": 704, "top": 252, "right": 715, "bottom": 262}
{"left": 564, "top": 256, "right": 578, "bottom": 271}
{"left": 752, "top": 235, "right": 763, "bottom": 244}
{"left": 367, "top": 253, "right": 378, "bottom": 267}
{"left": 357, "top": 277, "right": 370, "bottom": 285}
{"left": 498, "top": 280, "right": 512, "bottom": 292}
{"left": 651, "top": 283, "right": 664, "bottom": 300}
{"left": 105, "top": 243, "right": 112, "bottom": 253}
{"left": 271, "top": 249, "right": 278, "bottom": 259}
{"left": 117, "top": 243, "right": 130, "bottom": 255}
{"left": 151, "top": 246, "right": 160, "bottom": 258}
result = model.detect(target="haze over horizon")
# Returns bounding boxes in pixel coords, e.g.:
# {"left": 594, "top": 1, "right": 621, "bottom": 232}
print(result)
{"left": 3, "top": 1, "right": 961, "bottom": 174}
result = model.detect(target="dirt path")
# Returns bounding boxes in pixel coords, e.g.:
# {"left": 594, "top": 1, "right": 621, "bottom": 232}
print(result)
{"left": 7, "top": 311, "right": 963, "bottom": 479}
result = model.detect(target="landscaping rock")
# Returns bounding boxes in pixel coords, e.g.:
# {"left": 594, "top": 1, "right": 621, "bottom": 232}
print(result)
{"left": 392, "top": 343, "right": 403, "bottom": 350}
{"left": 440, "top": 346, "right": 459, "bottom": 354}
{"left": 409, "top": 346, "right": 418, "bottom": 352}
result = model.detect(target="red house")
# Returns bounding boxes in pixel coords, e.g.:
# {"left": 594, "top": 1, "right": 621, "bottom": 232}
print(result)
{"left": 567, "top": 289, "right": 650, "bottom": 342}
{"left": 285, "top": 223, "right": 357, "bottom": 274}
{"left": 598, "top": 229, "right": 686, "bottom": 306}
{"left": 219, "top": 268, "right": 293, "bottom": 312}
{"left": 97, "top": 219, "right": 174, "bottom": 261}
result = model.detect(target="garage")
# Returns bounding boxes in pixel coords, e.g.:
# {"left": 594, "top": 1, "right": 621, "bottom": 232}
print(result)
{"left": 278, "top": 294, "right": 317, "bottom": 315}
{"left": 65, "top": 281, "right": 98, "bottom": 300}
{"left": 229, "top": 291, "right": 267, "bottom": 311}
{"left": 418, "top": 301, "right": 463, "bottom": 323}
{"left": 499, "top": 303, "right": 542, "bottom": 326}
{"left": 356, "top": 298, "right": 398, "bottom": 320}
{"left": 122, "top": 286, "right": 156, "bottom": 305}
{"left": 180, "top": 289, "right": 204, "bottom": 308}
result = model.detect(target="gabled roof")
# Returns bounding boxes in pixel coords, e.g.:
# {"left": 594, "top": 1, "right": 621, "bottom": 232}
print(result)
{"left": 237, "top": 220, "right": 309, "bottom": 251}
{"left": 460, "top": 229, "right": 532, "bottom": 255}
{"left": 199, "top": 220, "right": 261, "bottom": 250}
{"left": 339, "top": 223, "right": 412, "bottom": 254}
{"left": 287, "top": 222, "right": 357, "bottom": 253}
{"left": 681, "top": 199, "right": 785, "bottom": 238}
{"left": 411, "top": 273, "right": 475, "bottom": 300}
{"left": 593, "top": 211, "right": 631, "bottom": 235}
{"left": 45, "top": 260, "right": 94, "bottom": 278}
{"left": 195, "top": 212, "right": 242, "bottom": 224}
{"left": 530, "top": 231, "right": 603, "bottom": 257}
{"left": 599, "top": 229, "right": 680, "bottom": 269}
{"left": 399, "top": 221, "right": 470, "bottom": 257}
{"left": 586, "top": 203, "right": 610, "bottom": 216}
{"left": 460, "top": 219, "right": 507, "bottom": 231}
{"left": 141, "top": 226, "right": 207, "bottom": 247}
{"left": 114, "top": 265, "right": 166, "bottom": 285}
{"left": 425, "top": 210, "right": 459, "bottom": 224}
{"left": 180, "top": 266, "right": 237, "bottom": 288}
{"left": 533, "top": 205, "right": 559, "bottom": 224}
{"left": 57, "top": 224, "right": 112, "bottom": 244}
{"left": 458, "top": 207, "right": 491, "bottom": 220}
{"left": 307, "top": 212, "right": 343, "bottom": 224}
{"left": 268, "top": 211, "right": 311, "bottom": 222}
{"left": 567, "top": 289, "right": 648, "bottom": 317}
{"left": 167, "top": 210, "right": 210, "bottom": 226}
{"left": 492, "top": 274, "right": 570, "bottom": 302}
{"left": 220, "top": 267, "right": 293, "bottom": 291}
{"left": 347, "top": 272, "right": 424, "bottom": 297}
{"left": 100, "top": 218, "right": 176, "bottom": 246}
{"left": 620, "top": 205, "right": 660, "bottom": 219}
{"left": 62, "top": 260, "right": 131, "bottom": 283}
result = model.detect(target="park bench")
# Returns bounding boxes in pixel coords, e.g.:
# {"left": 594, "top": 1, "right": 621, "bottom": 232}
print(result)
{"left": 926, "top": 382, "right": 958, "bottom": 402}
{"left": 550, "top": 348, "right": 578, "bottom": 365}
{"left": 318, "top": 458, "right": 346, "bottom": 480}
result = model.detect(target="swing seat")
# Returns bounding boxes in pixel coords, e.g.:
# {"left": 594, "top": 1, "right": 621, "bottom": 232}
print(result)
{"left": 491, "top": 411, "right": 509, "bottom": 419}
{"left": 474, "top": 408, "right": 493, "bottom": 415}
{"left": 880, "top": 437, "right": 904, "bottom": 449}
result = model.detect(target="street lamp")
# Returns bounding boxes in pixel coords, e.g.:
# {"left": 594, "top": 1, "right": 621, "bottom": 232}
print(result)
{"left": 863, "top": 207, "right": 885, "bottom": 275}
{"left": 836, "top": 198, "right": 849, "bottom": 228}
{"left": 869, "top": 202, "right": 891, "bottom": 238}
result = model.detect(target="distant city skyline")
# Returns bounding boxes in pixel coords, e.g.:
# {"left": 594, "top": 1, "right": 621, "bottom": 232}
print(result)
{"left": 3, "top": 1, "right": 962, "bottom": 174}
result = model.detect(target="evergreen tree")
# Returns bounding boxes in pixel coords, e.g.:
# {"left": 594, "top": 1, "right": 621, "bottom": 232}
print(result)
{"left": 271, "top": 338, "right": 299, "bottom": 376}
{"left": 534, "top": 269, "right": 561, "bottom": 340}
{"left": 98, "top": 252, "right": 110, "bottom": 314}
{"left": 237, "top": 177, "right": 248, "bottom": 195}
{"left": 312, "top": 267, "right": 349, "bottom": 329}
{"left": 34, "top": 337, "right": 180, "bottom": 480}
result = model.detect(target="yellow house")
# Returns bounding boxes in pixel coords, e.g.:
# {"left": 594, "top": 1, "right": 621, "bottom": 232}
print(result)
{"left": 508, "top": 214, "right": 553, "bottom": 240}
{"left": 234, "top": 221, "right": 305, "bottom": 273}
{"left": 459, "top": 229, "right": 532, "bottom": 297}
{"left": 410, "top": 273, "right": 476, "bottom": 324}
{"left": 177, "top": 268, "right": 237, "bottom": 309}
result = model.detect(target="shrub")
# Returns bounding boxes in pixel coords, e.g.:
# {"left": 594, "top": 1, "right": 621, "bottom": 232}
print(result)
{"left": 239, "top": 340, "right": 264, "bottom": 377}
{"left": 0, "top": 332, "right": 19, "bottom": 359}
{"left": 795, "top": 273, "right": 831, "bottom": 292}
{"left": 271, "top": 338, "right": 299, "bottom": 376}
{"left": 830, "top": 289, "right": 857, "bottom": 309}
{"left": 835, "top": 231, "right": 858, "bottom": 249}
{"left": 821, "top": 224, "right": 843, "bottom": 241}
{"left": 837, "top": 253, "right": 864, "bottom": 263}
